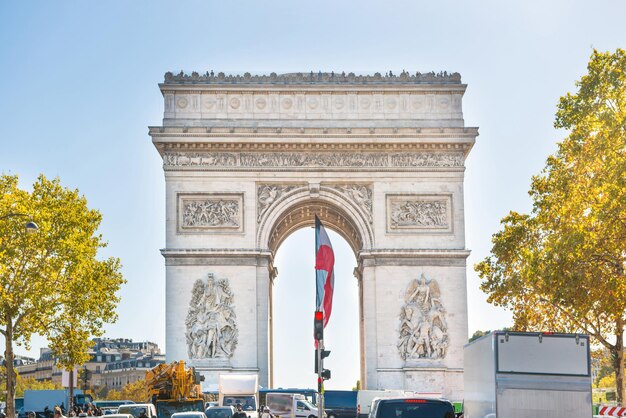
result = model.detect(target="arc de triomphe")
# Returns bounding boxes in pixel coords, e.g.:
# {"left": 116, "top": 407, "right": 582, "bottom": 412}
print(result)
{"left": 150, "top": 71, "right": 477, "bottom": 399}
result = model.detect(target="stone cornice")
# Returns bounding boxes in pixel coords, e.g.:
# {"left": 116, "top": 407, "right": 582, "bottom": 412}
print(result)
{"left": 155, "top": 142, "right": 472, "bottom": 153}
{"left": 359, "top": 249, "right": 472, "bottom": 258}
{"left": 159, "top": 86, "right": 467, "bottom": 95}
{"left": 160, "top": 248, "right": 273, "bottom": 259}
{"left": 163, "top": 71, "right": 462, "bottom": 85}
{"left": 149, "top": 126, "right": 478, "bottom": 137}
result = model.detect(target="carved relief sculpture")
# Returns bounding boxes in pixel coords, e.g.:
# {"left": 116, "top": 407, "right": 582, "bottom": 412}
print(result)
{"left": 164, "top": 151, "right": 464, "bottom": 169}
{"left": 329, "top": 185, "right": 373, "bottom": 223}
{"left": 186, "top": 274, "right": 238, "bottom": 359}
{"left": 257, "top": 184, "right": 301, "bottom": 223}
{"left": 390, "top": 200, "right": 448, "bottom": 228}
{"left": 397, "top": 274, "right": 448, "bottom": 360}
{"left": 179, "top": 194, "right": 243, "bottom": 231}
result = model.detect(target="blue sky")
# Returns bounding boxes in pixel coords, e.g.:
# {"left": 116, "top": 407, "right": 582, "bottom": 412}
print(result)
{"left": 1, "top": 0, "right": 624, "bottom": 390}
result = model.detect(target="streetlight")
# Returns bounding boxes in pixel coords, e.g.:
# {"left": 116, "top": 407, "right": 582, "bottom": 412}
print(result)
{"left": 0, "top": 212, "right": 38, "bottom": 418}
{"left": 0, "top": 213, "right": 39, "bottom": 233}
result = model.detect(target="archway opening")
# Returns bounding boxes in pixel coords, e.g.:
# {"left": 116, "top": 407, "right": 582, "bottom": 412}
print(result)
{"left": 272, "top": 226, "right": 360, "bottom": 390}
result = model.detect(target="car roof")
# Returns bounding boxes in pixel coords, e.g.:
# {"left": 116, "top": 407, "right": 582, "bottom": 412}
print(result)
{"left": 104, "top": 415, "right": 134, "bottom": 418}
{"left": 373, "top": 397, "right": 450, "bottom": 403}
{"left": 171, "top": 413, "right": 206, "bottom": 417}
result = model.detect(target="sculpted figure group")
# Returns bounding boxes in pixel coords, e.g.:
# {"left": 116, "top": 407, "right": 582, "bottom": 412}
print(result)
{"left": 186, "top": 274, "right": 238, "bottom": 359}
{"left": 398, "top": 274, "right": 449, "bottom": 360}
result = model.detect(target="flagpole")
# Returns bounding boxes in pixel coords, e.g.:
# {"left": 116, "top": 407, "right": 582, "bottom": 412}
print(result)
{"left": 315, "top": 215, "right": 324, "bottom": 418}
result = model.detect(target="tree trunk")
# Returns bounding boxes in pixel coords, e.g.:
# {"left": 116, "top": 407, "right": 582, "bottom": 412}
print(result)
{"left": 4, "top": 318, "right": 16, "bottom": 418}
{"left": 616, "top": 318, "right": 625, "bottom": 406}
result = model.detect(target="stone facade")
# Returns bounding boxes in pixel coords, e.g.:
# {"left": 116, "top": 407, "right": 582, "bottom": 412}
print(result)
{"left": 151, "top": 71, "right": 477, "bottom": 400}
{"left": 16, "top": 339, "right": 165, "bottom": 391}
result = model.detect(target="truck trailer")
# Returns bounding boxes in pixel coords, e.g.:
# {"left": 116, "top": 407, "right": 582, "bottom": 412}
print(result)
{"left": 218, "top": 374, "right": 258, "bottom": 418}
{"left": 464, "top": 331, "right": 592, "bottom": 418}
{"left": 23, "top": 390, "right": 91, "bottom": 415}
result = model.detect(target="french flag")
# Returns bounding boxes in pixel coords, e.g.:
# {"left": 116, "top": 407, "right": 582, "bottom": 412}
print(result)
{"left": 315, "top": 215, "right": 335, "bottom": 327}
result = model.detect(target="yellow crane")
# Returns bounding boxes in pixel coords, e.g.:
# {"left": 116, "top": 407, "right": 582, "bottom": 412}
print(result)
{"left": 145, "top": 361, "right": 205, "bottom": 418}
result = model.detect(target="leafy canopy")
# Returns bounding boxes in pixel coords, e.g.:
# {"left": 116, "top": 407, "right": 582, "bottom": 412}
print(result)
{"left": 475, "top": 48, "right": 626, "bottom": 398}
{"left": 0, "top": 174, "right": 125, "bottom": 368}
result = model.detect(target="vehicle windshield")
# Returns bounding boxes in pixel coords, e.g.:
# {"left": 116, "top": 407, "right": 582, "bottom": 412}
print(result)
{"left": 378, "top": 401, "right": 454, "bottom": 418}
{"left": 300, "top": 401, "right": 316, "bottom": 410}
{"left": 205, "top": 409, "right": 233, "bottom": 418}
{"left": 158, "top": 401, "right": 204, "bottom": 418}
{"left": 118, "top": 406, "right": 150, "bottom": 418}
{"left": 222, "top": 397, "right": 256, "bottom": 411}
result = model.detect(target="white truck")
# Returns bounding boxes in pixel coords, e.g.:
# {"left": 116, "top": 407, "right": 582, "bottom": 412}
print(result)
{"left": 265, "top": 393, "right": 319, "bottom": 418}
{"left": 218, "top": 374, "right": 259, "bottom": 418}
{"left": 464, "top": 331, "right": 592, "bottom": 418}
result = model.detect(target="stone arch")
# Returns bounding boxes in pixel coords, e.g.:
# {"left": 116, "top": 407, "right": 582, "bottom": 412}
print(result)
{"left": 153, "top": 72, "right": 476, "bottom": 399}
{"left": 257, "top": 187, "right": 374, "bottom": 255}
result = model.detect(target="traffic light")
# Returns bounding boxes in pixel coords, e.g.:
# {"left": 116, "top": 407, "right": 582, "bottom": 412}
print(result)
{"left": 321, "top": 369, "right": 331, "bottom": 380}
{"left": 314, "top": 311, "right": 324, "bottom": 340}
{"left": 315, "top": 349, "right": 331, "bottom": 373}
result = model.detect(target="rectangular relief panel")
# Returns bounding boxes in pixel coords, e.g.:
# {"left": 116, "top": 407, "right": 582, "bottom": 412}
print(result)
{"left": 177, "top": 193, "right": 244, "bottom": 233}
{"left": 386, "top": 194, "right": 453, "bottom": 233}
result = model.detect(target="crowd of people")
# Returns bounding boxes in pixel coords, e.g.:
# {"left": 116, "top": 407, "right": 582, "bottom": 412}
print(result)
{"left": 19, "top": 403, "right": 104, "bottom": 418}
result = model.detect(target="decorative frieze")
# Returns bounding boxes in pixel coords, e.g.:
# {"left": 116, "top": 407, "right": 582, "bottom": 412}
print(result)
{"left": 398, "top": 274, "right": 448, "bottom": 361}
{"left": 178, "top": 193, "right": 243, "bottom": 232}
{"left": 257, "top": 184, "right": 304, "bottom": 223}
{"left": 387, "top": 194, "right": 452, "bottom": 233}
{"left": 165, "top": 151, "right": 464, "bottom": 170}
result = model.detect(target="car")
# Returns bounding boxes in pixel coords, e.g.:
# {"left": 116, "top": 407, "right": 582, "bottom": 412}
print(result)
{"left": 323, "top": 391, "right": 357, "bottom": 418}
{"left": 204, "top": 406, "right": 236, "bottom": 418}
{"left": 295, "top": 399, "right": 319, "bottom": 418}
{"left": 171, "top": 413, "right": 206, "bottom": 418}
{"left": 369, "top": 397, "right": 455, "bottom": 418}
{"left": 204, "top": 403, "right": 218, "bottom": 410}
{"left": 117, "top": 404, "right": 157, "bottom": 418}
{"left": 100, "top": 414, "right": 134, "bottom": 418}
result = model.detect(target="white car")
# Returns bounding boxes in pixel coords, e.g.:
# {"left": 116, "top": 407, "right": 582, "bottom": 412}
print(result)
{"left": 101, "top": 415, "right": 134, "bottom": 418}
{"left": 171, "top": 413, "right": 206, "bottom": 418}
{"left": 117, "top": 404, "right": 158, "bottom": 418}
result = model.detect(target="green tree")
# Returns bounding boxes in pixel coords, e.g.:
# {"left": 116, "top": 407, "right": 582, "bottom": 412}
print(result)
{"left": 475, "top": 49, "right": 626, "bottom": 403}
{"left": 468, "top": 330, "right": 490, "bottom": 343}
{"left": 16, "top": 376, "right": 63, "bottom": 397}
{"left": 106, "top": 379, "right": 149, "bottom": 402}
{"left": 0, "top": 174, "right": 125, "bottom": 417}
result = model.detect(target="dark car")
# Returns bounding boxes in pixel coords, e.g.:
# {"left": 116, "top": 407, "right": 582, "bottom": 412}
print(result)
{"left": 323, "top": 391, "right": 357, "bottom": 418}
{"left": 370, "top": 398, "right": 455, "bottom": 418}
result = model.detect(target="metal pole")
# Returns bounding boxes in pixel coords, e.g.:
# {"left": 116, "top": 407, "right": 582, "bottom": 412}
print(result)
{"left": 317, "top": 341, "right": 324, "bottom": 418}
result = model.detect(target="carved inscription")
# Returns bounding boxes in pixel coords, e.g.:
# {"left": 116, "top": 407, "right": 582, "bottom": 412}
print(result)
{"left": 165, "top": 152, "right": 464, "bottom": 169}
{"left": 186, "top": 274, "right": 238, "bottom": 359}
{"left": 179, "top": 194, "right": 243, "bottom": 231}
{"left": 387, "top": 195, "right": 451, "bottom": 232}
{"left": 398, "top": 274, "right": 448, "bottom": 361}
{"left": 257, "top": 184, "right": 302, "bottom": 223}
